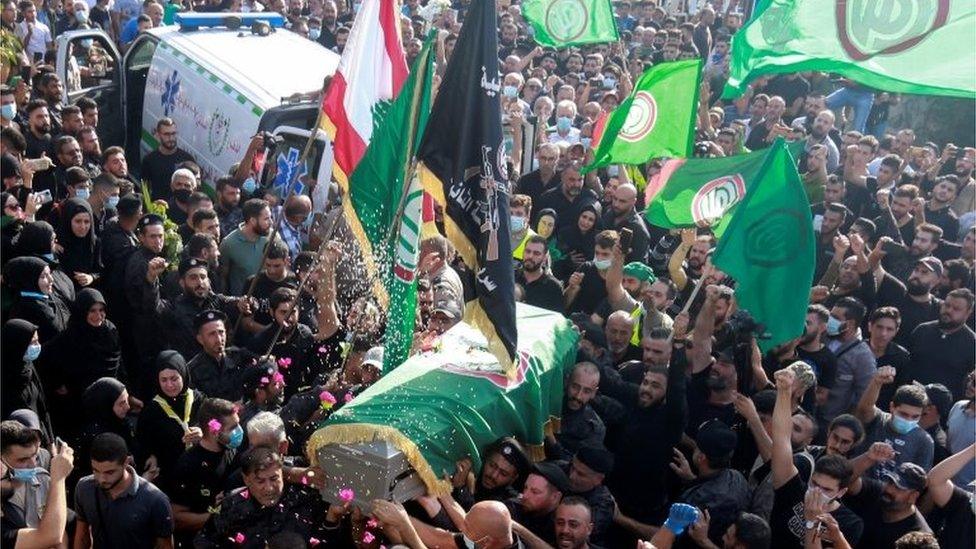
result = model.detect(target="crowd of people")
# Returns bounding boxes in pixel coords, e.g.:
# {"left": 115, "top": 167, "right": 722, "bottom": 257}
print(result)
{"left": 1, "top": 0, "right": 975, "bottom": 547}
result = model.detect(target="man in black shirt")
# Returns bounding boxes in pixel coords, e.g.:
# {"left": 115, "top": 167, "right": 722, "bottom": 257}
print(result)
{"left": 885, "top": 256, "right": 943, "bottom": 345}
{"left": 564, "top": 230, "right": 616, "bottom": 315}
{"left": 844, "top": 459, "right": 932, "bottom": 548}
{"left": 536, "top": 163, "right": 599, "bottom": 234}
{"left": 796, "top": 304, "right": 838, "bottom": 406}
{"left": 603, "top": 311, "right": 641, "bottom": 367}
{"left": 924, "top": 175, "right": 961, "bottom": 242}
{"left": 517, "top": 143, "right": 561, "bottom": 205}
{"left": 240, "top": 240, "right": 299, "bottom": 338}
{"left": 505, "top": 462, "right": 568, "bottom": 546}
{"left": 867, "top": 307, "right": 912, "bottom": 407}
{"left": 597, "top": 183, "right": 650, "bottom": 263}
{"left": 515, "top": 235, "right": 563, "bottom": 313}
{"left": 140, "top": 118, "right": 195, "bottom": 201}
{"left": 187, "top": 310, "right": 256, "bottom": 402}
{"left": 907, "top": 288, "right": 976, "bottom": 400}
{"left": 925, "top": 442, "right": 976, "bottom": 549}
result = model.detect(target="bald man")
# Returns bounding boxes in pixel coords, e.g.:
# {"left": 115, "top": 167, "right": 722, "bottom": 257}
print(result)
{"left": 279, "top": 194, "right": 313, "bottom": 258}
{"left": 598, "top": 182, "right": 651, "bottom": 263}
{"left": 411, "top": 500, "right": 529, "bottom": 549}
{"left": 604, "top": 310, "right": 642, "bottom": 366}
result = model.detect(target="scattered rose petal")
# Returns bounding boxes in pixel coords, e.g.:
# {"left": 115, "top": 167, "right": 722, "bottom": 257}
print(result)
{"left": 233, "top": 532, "right": 245, "bottom": 544}
{"left": 344, "top": 392, "right": 354, "bottom": 403}
{"left": 318, "top": 346, "right": 327, "bottom": 354}
{"left": 309, "top": 538, "right": 320, "bottom": 547}
{"left": 363, "top": 531, "right": 375, "bottom": 544}
{"left": 301, "top": 475, "right": 309, "bottom": 485}
{"left": 338, "top": 487, "right": 354, "bottom": 502}
{"left": 240, "top": 489, "right": 249, "bottom": 499}
{"left": 366, "top": 518, "right": 378, "bottom": 528}
{"left": 207, "top": 419, "right": 222, "bottom": 433}
{"left": 260, "top": 376, "right": 270, "bottom": 384}
{"left": 273, "top": 372, "right": 285, "bottom": 384}
{"left": 278, "top": 357, "right": 292, "bottom": 369}
{"left": 320, "top": 391, "right": 337, "bottom": 410}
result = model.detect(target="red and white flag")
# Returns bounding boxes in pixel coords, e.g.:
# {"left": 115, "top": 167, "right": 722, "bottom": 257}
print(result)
{"left": 320, "top": 0, "right": 408, "bottom": 186}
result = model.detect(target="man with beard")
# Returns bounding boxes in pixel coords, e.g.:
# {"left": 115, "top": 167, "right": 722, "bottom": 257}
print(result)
{"left": 822, "top": 297, "right": 876, "bottom": 423}
{"left": 453, "top": 437, "right": 531, "bottom": 509}
{"left": 745, "top": 95, "right": 787, "bottom": 151}
{"left": 170, "top": 398, "right": 243, "bottom": 544}
{"left": 240, "top": 240, "right": 298, "bottom": 337}
{"left": 505, "top": 462, "right": 568, "bottom": 546}
{"left": 564, "top": 230, "right": 617, "bottom": 316}
{"left": 603, "top": 311, "right": 641, "bottom": 367}
{"left": 22, "top": 100, "right": 53, "bottom": 178}
{"left": 146, "top": 258, "right": 250, "bottom": 363}
{"left": 843, "top": 458, "right": 931, "bottom": 547}
{"left": 187, "top": 310, "right": 258, "bottom": 403}
{"left": 73, "top": 433, "right": 174, "bottom": 548}
{"left": 95, "top": 146, "right": 137, "bottom": 195}
{"left": 49, "top": 136, "right": 83, "bottom": 202}
{"left": 950, "top": 148, "right": 975, "bottom": 215}
{"left": 214, "top": 177, "right": 243, "bottom": 241}
{"left": 803, "top": 110, "right": 840, "bottom": 172}
{"left": 77, "top": 126, "right": 102, "bottom": 178}
{"left": 923, "top": 175, "right": 961, "bottom": 240}
{"left": 813, "top": 203, "right": 848, "bottom": 281}
{"left": 516, "top": 236, "right": 563, "bottom": 313}
{"left": 686, "top": 291, "right": 740, "bottom": 436}
{"left": 141, "top": 118, "right": 195, "bottom": 200}
{"left": 220, "top": 199, "right": 275, "bottom": 296}
{"left": 314, "top": 0, "right": 339, "bottom": 48}
{"left": 545, "top": 362, "right": 605, "bottom": 461}
{"left": 878, "top": 223, "right": 944, "bottom": 283}
{"left": 597, "top": 183, "right": 650, "bottom": 262}
{"left": 884, "top": 257, "right": 943, "bottom": 345}
{"left": 796, "top": 304, "right": 838, "bottom": 408}
{"left": 815, "top": 233, "right": 875, "bottom": 310}
{"left": 668, "top": 229, "right": 716, "bottom": 308}
{"left": 516, "top": 145, "right": 561, "bottom": 205}
{"left": 554, "top": 497, "right": 601, "bottom": 549}
{"left": 907, "top": 288, "right": 976, "bottom": 400}
{"left": 123, "top": 214, "right": 170, "bottom": 377}
{"left": 537, "top": 163, "right": 599, "bottom": 234}
{"left": 796, "top": 414, "right": 866, "bottom": 482}
{"left": 238, "top": 360, "right": 284, "bottom": 429}
{"left": 600, "top": 319, "right": 688, "bottom": 527}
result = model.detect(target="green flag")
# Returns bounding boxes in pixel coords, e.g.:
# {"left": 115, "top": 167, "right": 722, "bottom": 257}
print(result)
{"left": 584, "top": 60, "right": 702, "bottom": 173}
{"left": 723, "top": 0, "right": 976, "bottom": 99}
{"left": 712, "top": 139, "right": 815, "bottom": 353}
{"left": 308, "top": 304, "right": 577, "bottom": 495}
{"left": 644, "top": 145, "right": 774, "bottom": 238}
{"left": 347, "top": 33, "right": 436, "bottom": 371}
{"left": 522, "top": 0, "right": 619, "bottom": 47}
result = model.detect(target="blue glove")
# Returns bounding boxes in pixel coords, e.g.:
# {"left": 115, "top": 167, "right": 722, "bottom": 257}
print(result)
{"left": 663, "top": 503, "right": 700, "bottom": 536}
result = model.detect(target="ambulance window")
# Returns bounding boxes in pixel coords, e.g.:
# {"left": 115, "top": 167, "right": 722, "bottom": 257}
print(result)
{"left": 265, "top": 133, "right": 324, "bottom": 200}
{"left": 65, "top": 35, "right": 118, "bottom": 95}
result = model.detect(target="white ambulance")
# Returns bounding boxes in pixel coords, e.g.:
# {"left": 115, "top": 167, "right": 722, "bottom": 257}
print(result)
{"left": 54, "top": 13, "right": 340, "bottom": 194}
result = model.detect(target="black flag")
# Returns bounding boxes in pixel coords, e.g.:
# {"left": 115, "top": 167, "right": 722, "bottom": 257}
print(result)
{"left": 416, "top": 0, "right": 517, "bottom": 374}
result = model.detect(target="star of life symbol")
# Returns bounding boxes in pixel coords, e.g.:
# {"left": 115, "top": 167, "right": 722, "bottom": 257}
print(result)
{"left": 162, "top": 70, "right": 181, "bottom": 117}
{"left": 273, "top": 147, "right": 307, "bottom": 198}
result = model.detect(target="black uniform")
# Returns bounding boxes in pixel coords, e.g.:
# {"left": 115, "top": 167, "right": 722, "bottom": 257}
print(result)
{"left": 187, "top": 348, "right": 255, "bottom": 403}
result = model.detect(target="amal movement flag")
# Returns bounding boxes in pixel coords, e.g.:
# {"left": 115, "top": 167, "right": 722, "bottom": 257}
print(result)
{"left": 350, "top": 34, "right": 437, "bottom": 371}
{"left": 416, "top": 0, "right": 518, "bottom": 375}
{"left": 723, "top": 0, "right": 976, "bottom": 99}
{"left": 522, "top": 0, "right": 618, "bottom": 47}
{"left": 319, "top": 0, "right": 408, "bottom": 301}
{"left": 584, "top": 59, "right": 702, "bottom": 173}
{"left": 712, "top": 140, "right": 815, "bottom": 352}
{"left": 644, "top": 143, "right": 788, "bottom": 238}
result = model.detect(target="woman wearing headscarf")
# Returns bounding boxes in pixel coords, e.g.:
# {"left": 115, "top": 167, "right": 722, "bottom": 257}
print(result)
{"left": 4, "top": 256, "right": 70, "bottom": 343}
{"left": 13, "top": 221, "right": 76, "bottom": 307}
{"left": 39, "top": 288, "right": 121, "bottom": 438}
{"left": 74, "top": 378, "right": 148, "bottom": 480}
{"left": 1, "top": 319, "right": 54, "bottom": 442}
{"left": 136, "top": 350, "right": 204, "bottom": 491}
{"left": 55, "top": 198, "right": 102, "bottom": 291}
{"left": 552, "top": 202, "right": 602, "bottom": 283}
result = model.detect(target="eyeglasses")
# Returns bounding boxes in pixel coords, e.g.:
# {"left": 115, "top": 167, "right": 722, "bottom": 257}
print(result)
{"left": 4, "top": 202, "right": 22, "bottom": 211}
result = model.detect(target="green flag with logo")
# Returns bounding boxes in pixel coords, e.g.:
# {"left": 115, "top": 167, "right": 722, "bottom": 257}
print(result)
{"left": 584, "top": 59, "right": 702, "bottom": 173}
{"left": 347, "top": 33, "right": 436, "bottom": 371}
{"left": 523, "top": 0, "right": 619, "bottom": 47}
{"left": 643, "top": 144, "right": 776, "bottom": 237}
{"left": 712, "top": 140, "right": 815, "bottom": 352}
{"left": 307, "top": 304, "right": 577, "bottom": 496}
{"left": 723, "top": 0, "right": 976, "bottom": 99}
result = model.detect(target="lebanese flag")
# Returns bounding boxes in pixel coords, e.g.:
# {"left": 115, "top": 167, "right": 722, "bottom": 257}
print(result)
{"left": 320, "top": 0, "right": 408, "bottom": 187}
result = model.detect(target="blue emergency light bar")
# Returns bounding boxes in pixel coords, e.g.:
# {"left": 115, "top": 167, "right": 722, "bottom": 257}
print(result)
{"left": 174, "top": 12, "right": 286, "bottom": 31}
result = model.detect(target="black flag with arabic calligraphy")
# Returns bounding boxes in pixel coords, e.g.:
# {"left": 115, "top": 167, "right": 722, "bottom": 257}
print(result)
{"left": 416, "top": 0, "right": 517, "bottom": 375}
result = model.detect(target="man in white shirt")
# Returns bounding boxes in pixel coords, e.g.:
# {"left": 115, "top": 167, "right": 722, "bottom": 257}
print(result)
{"left": 548, "top": 99, "right": 581, "bottom": 146}
{"left": 15, "top": 1, "right": 52, "bottom": 61}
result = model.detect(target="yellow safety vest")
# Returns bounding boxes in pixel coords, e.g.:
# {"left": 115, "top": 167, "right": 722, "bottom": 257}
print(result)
{"left": 512, "top": 229, "right": 538, "bottom": 260}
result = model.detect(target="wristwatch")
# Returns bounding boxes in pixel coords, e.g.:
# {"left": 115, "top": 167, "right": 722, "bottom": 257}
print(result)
{"left": 805, "top": 520, "right": 817, "bottom": 530}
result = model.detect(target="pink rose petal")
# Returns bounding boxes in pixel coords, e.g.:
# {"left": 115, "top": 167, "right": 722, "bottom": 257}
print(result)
{"left": 338, "top": 487, "right": 354, "bottom": 502}
{"left": 344, "top": 392, "right": 353, "bottom": 403}
{"left": 363, "top": 531, "right": 375, "bottom": 544}
{"left": 240, "top": 489, "right": 249, "bottom": 499}
{"left": 320, "top": 391, "right": 337, "bottom": 404}
{"left": 309, "top": 538, "right": 320, "bottom": 547}
{"left": 260, "top": 376, "right": 270, "bottom": 384}
{"left": 207, "top": 419, "right": 222, "bottom": 433}
{"left": 273, "top": 372, "right": 285, "bottom": 384}
{"left": 233, "top": 532, "right": 245, "bottom": 544}
{"left": 366, "top": 518, "right": 378, "bottom": 528}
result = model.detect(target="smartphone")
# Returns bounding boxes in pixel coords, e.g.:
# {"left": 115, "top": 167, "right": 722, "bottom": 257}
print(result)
{"left": 32, "top": 52, "right": 43, "bottom": 64}
{"left": 812, "top": 215, "right": 823, "bottom": 233}
{"left": 36, "top": 189, "right": 52, "bottom": 205}
{"left": 620, "top": 227, "right": 633, "bottom": 255}
{"left": 55, "top": 436, "right": 66, "bottom": 452}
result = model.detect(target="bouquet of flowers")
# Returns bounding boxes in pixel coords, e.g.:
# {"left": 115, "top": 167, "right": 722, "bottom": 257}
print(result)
{"left": 417, "top": 0, "right": 451, "bottom": 24}
{"left": 141, "top": 181, "right": 183, "bottom": 270}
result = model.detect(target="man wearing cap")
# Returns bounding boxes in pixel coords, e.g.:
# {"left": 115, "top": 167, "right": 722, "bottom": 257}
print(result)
{"left": 881, "top": 256, "right": 944, "bottom": 345}
{"left": 564, "top": 445, "right": 615, "bottom": 546}
{"left": 546, "top": 362, "right": 605, "bottom": 462}
{"left": 187, "top": 309, "right": 256, "bottom": 402}
{"left": 144, "top": 256, "right": 250, "bottom": 362}
{"left": 515, "top": 235, "right": 563, "bottom": 313}
{"left": 238, "top": 358, "right": 285, "bottom": 429}
{"left": 844, "top": 458, "right": 932, "bottom": 547}
{"left": 505, "top": 462, "right": 568, "bottom": 545}
{"left": 122, "top": 213, "right": 170, "bottom": 378}
{"left": 919, "top": 383, "right": 953, "bottom": 464}
{"left": 672, "top": 419, "right": 750, "bottom": 544}
{"left": 605, "top": 246, "right": 674, "bottom": 343}
{"left": 427, "top": 298, "right": 463, "bottom": 336}
{"left": 452, "top": 437, "right": 530, "bottom": 510}
{"left": 597, "top": 183, "right": 650, "bottom": 263}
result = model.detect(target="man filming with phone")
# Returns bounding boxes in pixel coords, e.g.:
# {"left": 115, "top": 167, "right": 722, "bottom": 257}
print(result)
{"left": 598, "top": 182, "right": 650, "bottom": 263}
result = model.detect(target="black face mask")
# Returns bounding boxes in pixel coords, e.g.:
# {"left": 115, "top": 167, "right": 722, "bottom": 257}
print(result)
{"left": 173, "top": 188, "right": 193, "bottom": 204}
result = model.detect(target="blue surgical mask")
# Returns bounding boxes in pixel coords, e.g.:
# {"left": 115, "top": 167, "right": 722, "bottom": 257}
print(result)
{"left": 75, "top": 188, "right": 90, "bottom": 200}
{"left": 580, "top": 137, "right": 592, "bottom": 149}
{"left": 106, "top": 195, "right": 120, "bottom": 208}
{"left": 309, "top": 28, "right": 321, "bottom": 40}
{"left": 41, "top": 253, "right": 55, "bottom": 262}
{"left": 603, "top": 76, "right": 617, "bottom": 89}
{"left": 593, "top": 257, "right": 612, "bottom": 271}
{"left": 242, "top": 177, "right": 257, "bottom": 195}
{"left": 510, "top": 216, "right": 526, "bottom": 233}
{"left": 23, "top": 343, "right": 41, "bottom": 362}
{"left": 0, "top": 103, "right": 15, "bottom": 121}
{"left": 891, "top": 415, "right": 919, "bottom": 435}
{"left": 503, "top": 85, "right": 518, "bottom": 99}
{"left": 225, "top": 425, "right": 244, "bottom": 450}
{"left": 80, "top": 38, "right": 93, "bottom": 49}
{"left": 826, "top": 316, "right": 843, "bottom": 336}
{"left": 75, "top": 10, "right": 88, "bottom": 23}
{"left": 10, "top": 466, "right": 42, "bottom": 483}
{"left": 606, "top": 165, "right": 620, "bottom": 177}
{"left": 556, "top": 116, "right": 573, "bottom": 132}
